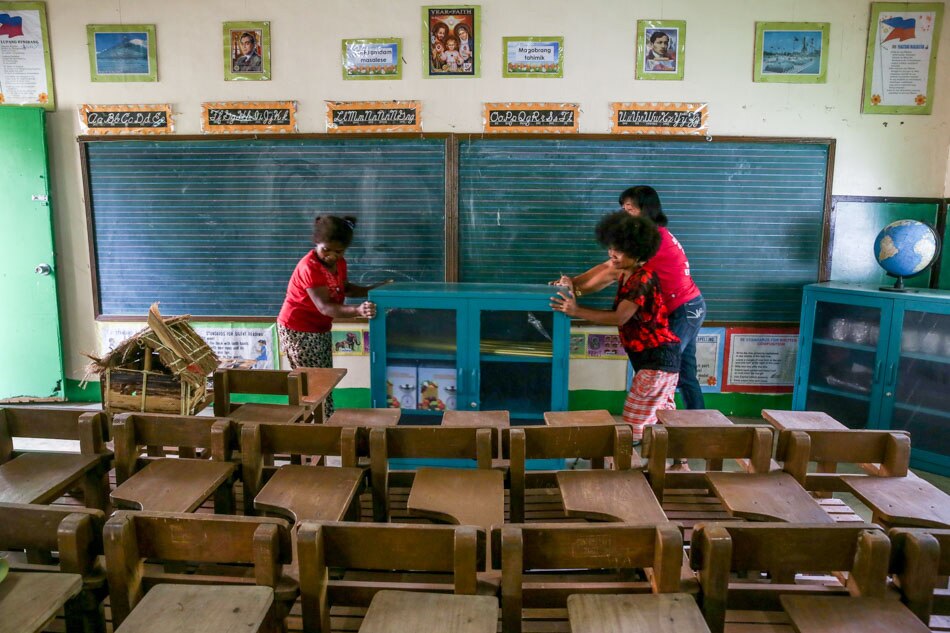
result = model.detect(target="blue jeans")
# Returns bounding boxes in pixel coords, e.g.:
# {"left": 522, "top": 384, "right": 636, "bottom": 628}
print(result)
{"left": 668, "top": 295, "right": 706, "bottom": 410}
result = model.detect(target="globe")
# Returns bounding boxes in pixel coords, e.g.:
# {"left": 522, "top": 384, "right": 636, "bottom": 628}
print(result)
{"left": 873, "top": 219, "right": 940, "bottom": 291}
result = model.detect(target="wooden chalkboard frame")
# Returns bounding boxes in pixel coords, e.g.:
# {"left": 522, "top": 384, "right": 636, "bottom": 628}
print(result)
{"left": 79, "top": 132, "right": 834, "bottom": 324}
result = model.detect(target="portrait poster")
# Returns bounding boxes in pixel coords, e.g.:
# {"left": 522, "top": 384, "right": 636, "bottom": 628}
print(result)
{"left": 0, "top": 1, "right": 54, "bottom": 108}
{"left": 87, "top": 24, "right": 157, "bottom": 83}
{"left": 482, "top": 102, "right": 579, "bottom": 133}
{"left": 342, "top": 38, "right": 402, "bottom": 80}
{"left": 326, "top": 101, "right": 422, "bottom": 133}
{"left": 721, "top": 327, "right": 799, "bottom": 393}
{"left": 610, "top": 102, "right": 708, "bottom": 135}
{"left": 423, "top": 5, "right": 479, "bottom": 77}
{"left": 502, "top": 36, "right": 563, "bottom": 78}
{"left": 636, "top": 20, "right": 685, "bottom": 81}
{"left": 862, "top": 3, "right": 943, "bottom": 114}
{"left": 754, "top": 22, "right": 829, "bottom": 83}
{"left": 201, "top": 101, "right": 296, "bottom": 134}
{"left": 79, "top": 104, "right": 173, "bottom": 135}
{"left": 224, "top": 21, "right": 270, "bottom": 81}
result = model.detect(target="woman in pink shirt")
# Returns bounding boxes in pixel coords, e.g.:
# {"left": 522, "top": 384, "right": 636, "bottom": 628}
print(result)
{"left": 566, "top": 186, "right": 707, "bottom": 414}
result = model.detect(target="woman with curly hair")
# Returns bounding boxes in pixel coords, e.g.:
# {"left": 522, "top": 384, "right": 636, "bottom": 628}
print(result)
{"left": 551, "top": 212, "right": 680, "bottom": 442}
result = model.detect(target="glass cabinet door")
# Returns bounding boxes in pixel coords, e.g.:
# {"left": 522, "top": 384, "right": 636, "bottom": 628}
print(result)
{"left": 800, "top": 296, "right": 891, "bottom": 429}
{"left": 379, "top": 305, "right": 459, "bottom": 423}
{"left": 883, "top": 304, "right": 950, "bottom": 462}
{"left": 475, "top": 309, "right": 555, "bottom": 421}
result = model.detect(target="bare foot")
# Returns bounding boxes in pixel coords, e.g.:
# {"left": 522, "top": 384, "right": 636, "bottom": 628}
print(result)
{"left": 668, "top": 460, "right": 691, "bottom": 472}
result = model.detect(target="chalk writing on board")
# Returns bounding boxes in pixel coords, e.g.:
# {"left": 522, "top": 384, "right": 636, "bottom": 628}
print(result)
{"left": 610, "top": 102, "right": 708, "bottom": 136}
{"left": 487, "top": 109, "right": 575, "bottom": 127}
{"left": 86, "top": 111, "right": 168, "bottom": 128}
{"left": 617, "top": 109, "right": 701, "bottom": 128}
{"left": 332, "top": 108, "right": 417, "bottom": 126}
{"left": 207, "top": 108, "right": 292, "bottom": 126}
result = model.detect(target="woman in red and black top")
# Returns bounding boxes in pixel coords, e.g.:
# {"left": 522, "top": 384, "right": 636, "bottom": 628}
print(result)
{"left": 277, "top": 215, "right": 381, "bottom": 418}
{"left": 551, "top": 212, "right": 680, "bottom": 442}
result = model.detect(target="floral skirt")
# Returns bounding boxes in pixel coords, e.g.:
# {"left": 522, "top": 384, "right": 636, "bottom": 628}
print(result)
{"left": 277, "top": 324, "right": 334, "bottom": 419}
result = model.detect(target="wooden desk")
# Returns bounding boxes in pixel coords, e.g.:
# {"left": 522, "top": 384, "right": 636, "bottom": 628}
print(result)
{"left": 298, "top": 367, "right": 347, "bottom": 422}
{"left": 557, "top": 470, "right": 667, "bottom": 523}
{"left": 780, "top": 595, "right": 930, "bottom": 633}
{"left": 407, "top": 467, "right": 505, "bottom": 533}
{"left": 0, "top": 572, "right": 82, "bottom": 633}
{"left": 111, "top": 458, "right": 236, "bottom": 512}
{"left": 326, "top": 408, "right": 401, "bottom": 428}
{"left": 568, "top": 593, "right": 710, "bottom": 633}
{"left": 229, "top": 403, "right": 308, "bottom": 426}
{"left": 442, "top": 410, "right": 509, "bottom": 427}
{"left": 656, "top": 410, "right": 733, "bottom": 427}
{"left": 0, "top": 452, "right": 107, "bottom": 508}
{"left": 705, "top": 472, "right": 834, "bottom": 523}
{"left": 253, "top": 465, "right": 365, "bottom": 523}
{"left": 114, "top": 584, "right": 273, "bottom": 633}
{"left": 841, "top": 473, "right": 950, "bottom": 528}
{"left": 359, "top": 590, "right": 498, "bottom": 633}
{"left": 761, "top": 410, "right": 847, "bottom": 431}
{"left": 544, "top": 410, "right": 616, "bottom": 426}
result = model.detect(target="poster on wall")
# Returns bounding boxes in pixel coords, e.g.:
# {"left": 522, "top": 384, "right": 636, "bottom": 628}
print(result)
{"left": 97, "top": 322, "right": 279, "bottom": 370}
{"left": 482, "top": 102, "right": 578, "bottom": 133}
{"left": 862, "top": 2, "right": 943, "bottom": 114}
{"left": 223, "top": 21, "right": 270, "bottom": 81}
{"left": 0, "top": 1, "right": 54, "bottom": 109}
{"left": 331, "top": 329, "right": 368, "bottom": 356}
{"left": 753, "top": 22, "right": 830, "bottom": 84}
{"left": 636, "top": 20, "right": 685, "bottom": 81}
{"left": 610, "top": 102, "right": 708, "bottom": 135}
{"left": 326, "top": 100, "right": 422, "bottom": 133}
{"left": 201, "top": 101, "right": 296, "bottom": 133}
{"left": 423, "top": 5, "right": 479, "bottom": 77}
{"left": 87, "top": 24, "right": 157, "bottom": 83}
{"left": 502, "top": 36, "right": 563, "bottom": 78}
{"left": 78, "top": 104, "right": 173, "bottom": 135}
{"left": 696, "top": 327, "right": 725, "bottom": 393}
{"left": 721, "top": 327, "right": 799, "bottom": 393}
{"left": 342, "top": 38, "right": 402, "bottom": 80}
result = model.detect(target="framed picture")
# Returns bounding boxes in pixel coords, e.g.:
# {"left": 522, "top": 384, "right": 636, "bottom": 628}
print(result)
{"left": 754, "top": 22, "right": 829, "bottom": 83}
{"left": 342, "top": 38, "right": 402, "bottom": 80}
{"left": 224, "top": 21, "right": 270, "bottom": 81}
{"left": 862, "top": 3, "right": 944, "bottom": 114}
{"left": 423, "top": 5, "right": 479, "bottom": 77}
{"left": 502, "top": 37, "right": 563, "bottom": 78}
{"left": 86, "top": 24, "right": 157, "bottom": 83}
{"left": 0, "top": 2, "right": 54, "bottom": 108}
{"left": 636, "top": 20, "right": 685, "bottom": 80}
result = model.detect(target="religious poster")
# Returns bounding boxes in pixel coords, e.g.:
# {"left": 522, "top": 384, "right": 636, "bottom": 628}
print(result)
{"left": 79, "top": 104, "right": 173, "bottom": 135}
{"left": 502, "top": 37, "right": 563, "bottom": 78}
{"left": 326, "top": 100, "right": 422, "bottom": 133}
{"left": 482, "top": 102, "right": 578, "bottom": 134}
{"left": 721, "top": 327, "right": 799, "bottom": 393}
{"left": 342, "top": 38, "right": 402, "bottom": 80}
{"left": 423, "top": 5, "right": 479, "bottom": 77}
{"left": 200, "top": 101, "right": 296, "bottom": 133}
{"left": 862, "top": 3, "right": 943, "bottom": 114}
{"left": 0, "top": 2, "right": 54, "bottom": 109}
{"left": 696, "top": 327, "right": 725, "bottom": 393}
{"left": 610, "top": 102, "right": 708, "bottom": 135}
{"left": 97, "top": 321, "right": 279, "bottom": 370}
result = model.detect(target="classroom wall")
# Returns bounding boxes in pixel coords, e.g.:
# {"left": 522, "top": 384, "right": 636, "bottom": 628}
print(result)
{"left": 38, "top": 0, "right": 950, "bottom": 394}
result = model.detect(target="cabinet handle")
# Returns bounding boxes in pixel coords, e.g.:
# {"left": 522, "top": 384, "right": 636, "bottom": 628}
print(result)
{"left": 885, "top": 362, "right": 897, "bottom": 387}
{"left": 872, "top": 360, "right": 882, "bottom": 383}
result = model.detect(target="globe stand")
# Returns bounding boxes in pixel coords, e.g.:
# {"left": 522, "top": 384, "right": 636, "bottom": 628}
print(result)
{"left": 881, "top": 274, "right": 910, "bottom": 293}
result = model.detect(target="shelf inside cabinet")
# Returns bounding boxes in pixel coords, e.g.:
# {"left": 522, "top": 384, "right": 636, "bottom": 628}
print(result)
{"left": 807, "top": 384, "right": 871, "bottom": 402}
{"left": 814, "top": 338, "right": 877, "bottom": 353}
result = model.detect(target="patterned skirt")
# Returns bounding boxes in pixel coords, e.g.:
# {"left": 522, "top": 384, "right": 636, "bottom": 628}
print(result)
{"left": 277, "top": 324, "right": 334, "bottom": 419}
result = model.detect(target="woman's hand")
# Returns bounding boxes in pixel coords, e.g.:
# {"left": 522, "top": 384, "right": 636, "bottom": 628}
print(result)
{"left": 549, "top": 289, "right": 578, "bottom": 316}
{"left": 357, "top": 301, "right": 377, "bottom": 318}
{"left": 549, "top": 274, "right": 574, "bottom": 288}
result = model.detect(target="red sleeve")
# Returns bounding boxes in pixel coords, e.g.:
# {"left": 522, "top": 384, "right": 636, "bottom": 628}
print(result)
{"left": 616, "top": 270, "right": 658, "bottom": 321}
{"left": 300, "top": 257, "right": 327, "bottom": 290}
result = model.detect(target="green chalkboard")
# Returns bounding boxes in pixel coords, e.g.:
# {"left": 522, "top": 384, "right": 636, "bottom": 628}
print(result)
{"left": 457, "top": 137, "right": 832, "bottom": 322}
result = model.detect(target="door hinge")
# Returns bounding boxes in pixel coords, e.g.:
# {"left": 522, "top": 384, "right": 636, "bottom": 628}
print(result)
{"left": 32, "top": 194, "right": 49, "bottom": 202}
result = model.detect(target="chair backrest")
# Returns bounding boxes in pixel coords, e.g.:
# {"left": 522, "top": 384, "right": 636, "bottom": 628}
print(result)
{"left": 104, "top": 510, "right": 292, "bottom": 628}
{"left": 368, "top": 426, "right": 495, "bottom": 521}
{"left": 241, "top": 422, "right": 359, "bottom": 514}
{"left": 779, "top": 429, "right": 910, "bottom": 491}
{"left": 888, "top": 527, "right": 950, "bottom": 624}
{"left": 111, "top": 412, "right": 232, "bottom": 483}
{"left": 495, "top": 522, "right": 683, "bottom": 633}
{"left": 644, "top": 425, "right": 774, "bottom": 501}
{"left": 0, "top": 407, "right": 108, "bottom": 462}
{"left": 212, "top": 368, "right": 305, "bottom": 416}
{"left": 297, "top": 521, "right": 484, "bottom": 633}
{"left": 504, "top": 424, "right": 634, "bottom": 523}
{"left": 690, "top": 522, "right": 889, "bottom": 633}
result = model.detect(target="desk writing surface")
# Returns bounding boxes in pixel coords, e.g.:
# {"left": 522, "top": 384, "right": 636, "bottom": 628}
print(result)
{"left": 656, "top": 410, "right": 733, "bottom": 427}
{"left": 229, "top": 403, "right": 307, "bottom": 425}
{"left": 0, "top": 452, "right": 103, "bottom": 504}
{"left": 556, "top": 469, "right": 666, "bottom": 524}
{"left": 326, "top": 408, "right": 401, "bottom": 427}
{"left": 841, "top": 474, "right": 950, "bottom": 528}
{"left": 567, "top": 593, "right": 710, "bottom": 633}
{"left": 0, "top": 572, "right": 82, "bottom": 633}
{"left": 442, "top": 410, "right": 510, "bottom": 427}
{"left": 111, "top": 458, "right": 235, "bottom": 512}
{"left": 705, "top": 472, "right": 834, "bottom": 523}
{"left": 407, "top": 467, "right": 504, "bottom": 532}
{"left": 114, "top": 584, "right": 273, "bottom": 633}
{"left": 299, "top": 367, "right": 347, "bottom": 405}
{"left": 544, "top": 410, "right": 616, "bottom": 426}
{"left": 359, "top": 590, "right": 497, "bottom": 633}
{"left": 253, "top": 465, "right": 364, "bottom": 523}
{"left": 780, "top": 595, "right": 930, "bottom": 633}
{"left": 761, "top": 410, "right": 846, "bottom": 431}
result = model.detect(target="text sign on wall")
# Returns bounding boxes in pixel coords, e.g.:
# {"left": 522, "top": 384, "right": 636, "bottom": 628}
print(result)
{"left": 201, "top": 101, "right": 297, "bottom": 133}
{"left": 610, "top": 102, "right": 708, "bottom": 135}
{"left": 722, "top": 327, "right": 799, "bottom": 393}
{"left": 482, "top": 102, "right": 579, "bottom": 133}
{"left": 326, "top": 101, "right": 422, "bottom": 132}
{"left": 79, "top": 104, "right": 173, "bottom": 135}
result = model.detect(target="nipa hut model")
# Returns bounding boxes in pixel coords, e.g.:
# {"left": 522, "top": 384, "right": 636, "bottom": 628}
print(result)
{"left": 85, "top": 304, "right": 219, "bottom": 415}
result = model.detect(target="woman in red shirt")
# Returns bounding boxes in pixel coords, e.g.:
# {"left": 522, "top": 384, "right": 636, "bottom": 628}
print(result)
{"left": 277, "top": 215, "right": 380, "bottom": 418}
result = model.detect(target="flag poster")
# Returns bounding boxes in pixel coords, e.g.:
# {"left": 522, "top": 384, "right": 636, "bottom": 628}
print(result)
{"left": 862, "top": 2, "right": 943, "bottom": 114}
{"left": 0, "top": 2, "right": 54, "bottom": 108}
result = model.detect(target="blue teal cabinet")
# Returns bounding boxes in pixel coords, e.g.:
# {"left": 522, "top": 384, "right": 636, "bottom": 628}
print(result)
{"left": 794, "top": 282, "right": 950, "bottom": 475}
{"left": 369, "top": 283, "right": 570, "bottom": 424}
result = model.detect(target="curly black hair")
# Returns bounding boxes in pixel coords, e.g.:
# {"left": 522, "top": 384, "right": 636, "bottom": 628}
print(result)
{"left": 595, "top": 211, "right": 661, "bottom": 261}
{"left": 312, "top": 215, "right": 357, "bottom": 246}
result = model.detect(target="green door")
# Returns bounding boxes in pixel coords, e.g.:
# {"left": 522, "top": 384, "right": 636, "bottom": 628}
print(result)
{"left": 0, "top": 108, "right": 64, "bottom": 401}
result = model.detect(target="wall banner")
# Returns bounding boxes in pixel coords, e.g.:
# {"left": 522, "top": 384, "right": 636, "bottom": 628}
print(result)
{"left": 610, "top": 102, "right": 708, "bottom": 135}
{"left": 326, "top": 100, "right": 422, "bottom": 133}
{"left": 482, "top": 102, "right": 579, "bottom": 133}
{"left": 200, "top": 101, "right": 297, "bottom": 133}
{"left": 79, "top": 104, "right": 173, "bottom": 135}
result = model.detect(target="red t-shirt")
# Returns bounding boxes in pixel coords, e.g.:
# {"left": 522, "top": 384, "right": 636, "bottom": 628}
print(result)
{"left": 277, "top": 251, "right": 347, "bottom": 333}
{"left": 642, "top": 227, "right": 700, "bottom": 312}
